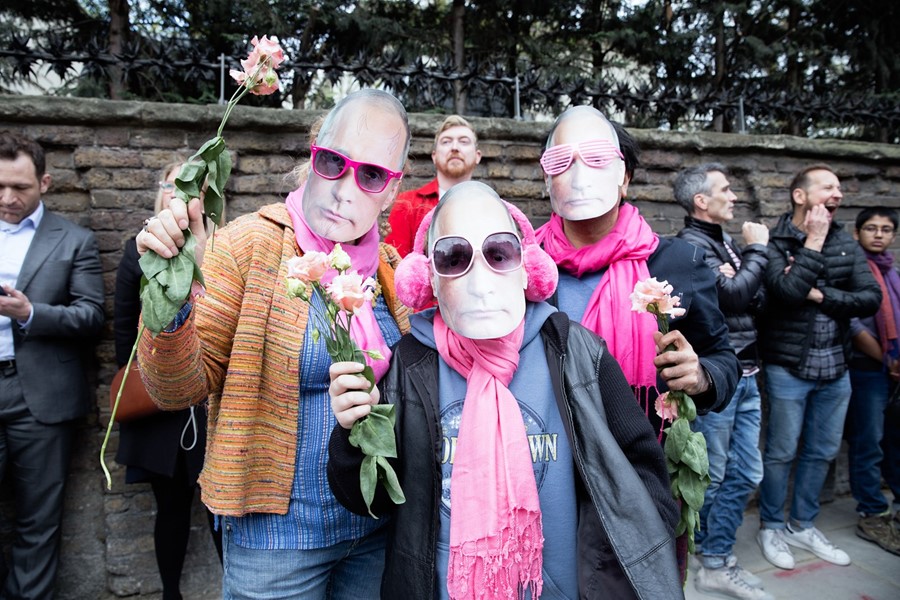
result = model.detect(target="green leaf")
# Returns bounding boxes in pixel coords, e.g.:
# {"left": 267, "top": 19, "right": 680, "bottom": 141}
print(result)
{"left": 324, "top": 335, "right": 341, "bottom": 358}
{"left": 360, "top": 365, "right": 376, "bottom": 393}
{"left": 376, "top": 455, "right": 406, "bottom": 505}
{"left": 348, "top": 406, "right": 398, "bottom": 458}
{"left": 175, "top": 161, "right": 206, "bottom": 200}
{"left": 370, "top": 403, "right": 396, "bottom": 426}
{"left": 203, "top": 150, "right": 230, "bottom": 227}
{"left": 139, "top": 276, "right": 182, "bottom": 334}
{"left": 681, "top": 431, "right": 709, "bottom": 477}
{"left": 137, "top": 230, "right": 203, "bottom": 333}
{"left": 680, "top": 393, "right": 697, "bottom": 421}
{"left": 359, "top": 455, "right": 378, "bottom": 519}
{"left": 677, "top": 464, "right": 709, "bottom": 511}
{"left": 666, "top": 456, "right": 679, "bottom": 476}
{"left": 664, "top": 418, "right": 691, "bottom": 464}
{"left": 138, "top": 249, "right": 174, "bottom": 280}
{"left": 196, "top": 136, "right": 226, "bottom": 162}
{"left": 675, "top": 502, "right": 689, "bottom": 536}
{"left": 351, "top": 346, "right": 366, "bottom": 364}
{"left": 335, "top": 323, "right": 352, "bottom": 348}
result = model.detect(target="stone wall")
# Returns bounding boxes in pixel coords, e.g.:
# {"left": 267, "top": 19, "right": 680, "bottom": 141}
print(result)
{"left": 0, "top": 95, "right": 897, "bottom": 598}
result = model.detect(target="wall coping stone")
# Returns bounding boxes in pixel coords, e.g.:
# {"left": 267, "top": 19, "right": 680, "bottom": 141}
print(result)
{"left": 2, "top": 95, "right": 897, "bottom": 161}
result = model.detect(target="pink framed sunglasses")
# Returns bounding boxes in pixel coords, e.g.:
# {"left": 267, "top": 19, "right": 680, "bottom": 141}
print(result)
{"left": 310, "top": 145, "right": 403, "bottom": 194}
{"left": 540, "top": 139, "right": 624, "bottom": 176}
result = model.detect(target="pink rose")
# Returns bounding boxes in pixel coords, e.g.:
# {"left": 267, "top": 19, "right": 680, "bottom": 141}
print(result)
{"left": 328, "top": 273, "right": 375, "bottom": 314}
{"left": 630, "top": 277, "right": 686, "bottom": 317}
{"left": 286, "top": 251, "right": 330, "bottom": 284}
{"left": 656, "top": 294, "right": 686, "bottom": 318}
{"left": 630, "top": 277, "right": 673, "bottom": 312}
{"left": 250, "top": 35, "right": 286, "bottom": 69}
{"left": 229, "top": 35, "right": 287, "bottom": 96}
{"left": 655, "top": 392, "right": 679, "bottom": 423}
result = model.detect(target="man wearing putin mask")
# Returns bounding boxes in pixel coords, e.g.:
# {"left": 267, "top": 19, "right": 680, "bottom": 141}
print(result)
{"left": 533, "top": 108, "right": 740, "bottom": 580}
{"left": 326, "top": 181, "right": 681, "bottom": 599}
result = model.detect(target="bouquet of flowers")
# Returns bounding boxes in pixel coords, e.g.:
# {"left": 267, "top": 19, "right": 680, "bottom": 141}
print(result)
{"left": 630, "top": 277, "right": 710, "bottom": 552}
{"left": 101, "top": 35, "right": 287, "bottom": 489}
{"left": 286, "top": 246, "right": 406, "bottom": 518}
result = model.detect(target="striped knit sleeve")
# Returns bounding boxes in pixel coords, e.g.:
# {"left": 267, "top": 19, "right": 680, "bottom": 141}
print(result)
{"left": 137, "top": 224, "right": 245, "bottom": 410}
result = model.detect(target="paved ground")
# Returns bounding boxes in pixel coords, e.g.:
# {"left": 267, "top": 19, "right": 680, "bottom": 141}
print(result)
{"left": 161, "top": 491, "right": 900, "bottom": 600}
{"left": 685, "top": 494, "right": 900, "bottom": 600}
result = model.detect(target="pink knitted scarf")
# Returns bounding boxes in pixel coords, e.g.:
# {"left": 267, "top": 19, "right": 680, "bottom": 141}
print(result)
{"left": 535, "top": 204, "right": 660, "bottom": 393}
{"left": 434, "top": 313, "right": 543, "bottom": 600}
{"left": 285, "top": 185, "right": 391, "bottom": 380}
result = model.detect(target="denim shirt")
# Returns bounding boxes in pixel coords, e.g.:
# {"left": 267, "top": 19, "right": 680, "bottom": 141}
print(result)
{"left": 227, "top": 292, "right": 401, "bottom": 549}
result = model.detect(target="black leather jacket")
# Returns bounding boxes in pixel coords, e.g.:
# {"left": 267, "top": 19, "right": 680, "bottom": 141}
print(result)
{"left": 677, "top": 217, "right": 767, "bottom": 371}
{"left": 759, "top": 213, "right": 881, "bottom": 369}
{"left": 328, "top": 311, "right": 683, "bottom": 600}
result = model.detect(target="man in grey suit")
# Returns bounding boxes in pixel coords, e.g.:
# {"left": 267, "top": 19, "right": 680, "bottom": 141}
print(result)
{"left": 0, "top": 132, "right": 105, "bottom": 599}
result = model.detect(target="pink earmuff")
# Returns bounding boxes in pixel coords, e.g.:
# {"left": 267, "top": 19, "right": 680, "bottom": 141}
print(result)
{"left": 395, "top": 198, "right": 558, "bottom": 311}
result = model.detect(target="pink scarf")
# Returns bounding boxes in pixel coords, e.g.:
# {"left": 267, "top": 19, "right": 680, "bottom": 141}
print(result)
{"left": 535, "top": 204, "right": 660, "bottom": 393}
{"left": 434, "top": 313, "right": 543, "bottom": 600}
{"left": 285, "top": 185, "right": 391, "bottom": 381}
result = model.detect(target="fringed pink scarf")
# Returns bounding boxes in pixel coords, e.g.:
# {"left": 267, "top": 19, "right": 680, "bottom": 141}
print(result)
{"left": 285, "top": 185, "right": 391, "bottom": 381}
{"left": 434, "top": 313, "right": 543, "bottom": 600}
{"left": 536, "top": 204, "right": 660, "bottom": 397}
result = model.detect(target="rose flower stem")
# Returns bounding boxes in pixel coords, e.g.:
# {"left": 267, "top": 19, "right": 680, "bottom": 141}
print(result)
{"left": 100, "top": 322, "right": 145, "bottom": 490}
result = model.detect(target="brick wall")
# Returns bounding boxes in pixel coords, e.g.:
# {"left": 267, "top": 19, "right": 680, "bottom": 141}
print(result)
{"left": 0, "top": 95, "right": 898, "bottom": 598}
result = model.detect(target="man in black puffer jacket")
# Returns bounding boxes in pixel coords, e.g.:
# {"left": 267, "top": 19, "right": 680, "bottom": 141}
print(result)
{"left": 755, "top": 164, "right": 881, "bottom": 572}
{"left": 675, "top": 163, "right": 773, "bottom": 600}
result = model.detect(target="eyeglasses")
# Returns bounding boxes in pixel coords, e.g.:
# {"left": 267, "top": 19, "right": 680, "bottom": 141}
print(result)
{"left": 430, "top": 232, "right": 523, "bottom": 278}
{"left": 540, "top": 139, "right": 624, "bottom": 176}
{"left": 310, "top": 145, "right": 403, "bottom": 194}
{"left": 158, "top": 182, "right": 176, "bottom": 192}
{"left": 860, "top": 225, "right": 895, "bottom": 235}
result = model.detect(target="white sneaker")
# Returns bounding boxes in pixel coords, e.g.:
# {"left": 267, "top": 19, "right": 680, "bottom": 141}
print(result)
{"left": 757, "top": 528, "right": 795, "bottom": 570}
{"left": 726, "top": 555, "right": 763, "bottom": 589}
{"left": 783, "top": 524, "right": 851, "bottom": 566}
{"left": 695, "top": 563, "right": 775, "bottom": 600}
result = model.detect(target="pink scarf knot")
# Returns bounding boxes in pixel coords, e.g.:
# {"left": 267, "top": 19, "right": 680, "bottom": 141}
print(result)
{"left": 535, "top": 204, "right": 660, "bottom": 394}
{"left": 435, "top": 312, "right": 543, "bottom": 600}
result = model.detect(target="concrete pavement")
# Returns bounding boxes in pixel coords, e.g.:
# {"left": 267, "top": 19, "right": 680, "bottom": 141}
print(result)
{"left": 685, "top": 494, "right": 900, "bottom": 600}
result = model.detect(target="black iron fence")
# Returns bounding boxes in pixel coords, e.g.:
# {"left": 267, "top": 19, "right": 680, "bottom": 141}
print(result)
{"left": 2, "top": 33, "right": 897, "bottom": 141}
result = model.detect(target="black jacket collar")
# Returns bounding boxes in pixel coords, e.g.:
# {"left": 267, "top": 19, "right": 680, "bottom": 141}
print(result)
{"left": 683, "top": 215, "right": 725, "bottom": 241}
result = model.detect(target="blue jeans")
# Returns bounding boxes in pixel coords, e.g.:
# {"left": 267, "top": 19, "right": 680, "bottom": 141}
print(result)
{"left": 759, "top": 365, "right": 851, "bottom": 530}
{"left": 847, "top": 368, "right": 900, "bottom": 516}
{"left": 222, "top": 523, "right": 386, "bottom": 599}
{"left": 693, "top": 375, "right": 764, "bottom": 566}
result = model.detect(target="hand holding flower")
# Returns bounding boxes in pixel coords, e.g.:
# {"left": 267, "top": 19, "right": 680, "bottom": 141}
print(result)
{"left": 330, "top": 362, "right": 381, "bottom": 430}
{"left": 652, "top": 329, "right": 710, "bottom": 397}
{"left": 631, "top": 277, "right": 709, "bottom": 553}
{"left": 286, "top": 245, "right": 404, "bottom": 517}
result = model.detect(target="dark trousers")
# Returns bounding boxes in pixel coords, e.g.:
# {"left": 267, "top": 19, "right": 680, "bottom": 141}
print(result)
{"left": 0, "top": 367, "right": 75, "bottom": 600}
{"left": 149, "top": 459, "right": 222, "bottom": 600}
